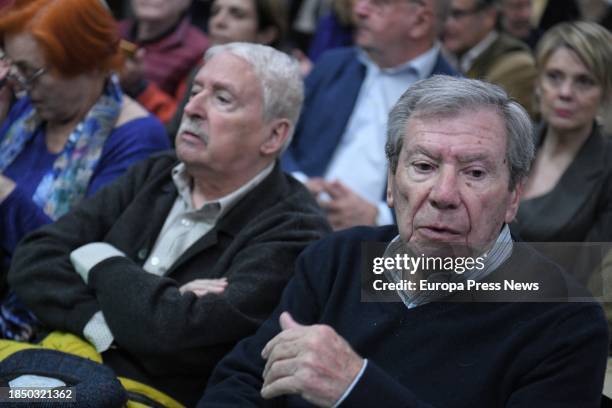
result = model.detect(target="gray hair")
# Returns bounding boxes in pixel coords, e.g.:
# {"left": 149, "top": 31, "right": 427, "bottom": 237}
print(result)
{"left": 204, "top": 42, "right": 304, "bottom": 149}
{"left": 385, "top": 75, "right": 535, "bottom": 190}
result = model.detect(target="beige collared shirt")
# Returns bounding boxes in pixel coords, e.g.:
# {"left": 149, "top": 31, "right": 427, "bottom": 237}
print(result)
{"left": 143, "top": 162, "right": 275, "bottom": 276}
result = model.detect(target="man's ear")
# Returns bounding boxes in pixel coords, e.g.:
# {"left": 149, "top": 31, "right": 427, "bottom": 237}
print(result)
{"left": 387, "top": 167, "right": 395, "bottom": 208}
{"left": 260, "top": 119, "right": 290, "bottom": 156}
{"left": 504, "top": 178, "right": 524, "bottom": 224}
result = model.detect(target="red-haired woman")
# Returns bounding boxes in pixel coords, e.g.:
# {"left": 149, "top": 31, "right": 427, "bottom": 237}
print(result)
{"left": 0, "top": 0, "right": 170, "bottom": 339}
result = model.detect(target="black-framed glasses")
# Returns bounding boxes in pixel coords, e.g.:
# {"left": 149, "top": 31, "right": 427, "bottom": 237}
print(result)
{"left": 0, "top": 50, "right": 47, "bottom": 89}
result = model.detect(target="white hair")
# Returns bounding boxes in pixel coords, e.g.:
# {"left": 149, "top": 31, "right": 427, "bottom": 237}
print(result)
{"left": 205, "top": 43, "right": 304, "bottom": 150}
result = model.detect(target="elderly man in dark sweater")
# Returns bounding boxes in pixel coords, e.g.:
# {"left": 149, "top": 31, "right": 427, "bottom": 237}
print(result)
{"left": 8, "top": 43, "right": 330, "bottom": 406}
{"left": 200, "top": 76, "right": 608, "bottom": 407}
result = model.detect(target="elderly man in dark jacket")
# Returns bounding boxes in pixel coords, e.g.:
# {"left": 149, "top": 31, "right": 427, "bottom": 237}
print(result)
{"left": 8, "top": 43, "right": 330, "bottom": 406}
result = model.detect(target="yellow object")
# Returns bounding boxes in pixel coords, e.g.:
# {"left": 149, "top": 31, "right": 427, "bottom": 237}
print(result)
{"left": 39, "top": 331, "right": 102, "bottom": 362}
{"left": 0, "top": 332, "right": 184, "bottom": 408}
{"left": 120, "top": 377, "right": 184, "bottom": 408}
{"left": 0, "top": 338, "right": 38, "bottom": 361}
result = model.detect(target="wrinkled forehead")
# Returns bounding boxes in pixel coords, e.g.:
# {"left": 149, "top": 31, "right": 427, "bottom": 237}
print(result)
{"left": 401, "top": 108, "right": 509, "bottom": 157}
{"left": 195, "top": 51, "right": 265, "bottom": 105}
{"left": 198, "top": 51, "right": 256, "bottom": 83}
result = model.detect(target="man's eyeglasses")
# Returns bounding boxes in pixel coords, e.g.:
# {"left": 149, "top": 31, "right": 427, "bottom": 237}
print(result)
{"left": 0, "top": 51, "right": 47, "bottom": 90}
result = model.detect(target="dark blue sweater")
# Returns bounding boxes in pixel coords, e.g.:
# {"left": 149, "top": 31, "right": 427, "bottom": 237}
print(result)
{"left": 200, "top": 226, "right": 608, "bottom": 407}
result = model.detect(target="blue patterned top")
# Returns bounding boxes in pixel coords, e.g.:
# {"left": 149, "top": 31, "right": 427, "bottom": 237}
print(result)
{"left": 0, "top": 95, "right": 170, "bottom": 257}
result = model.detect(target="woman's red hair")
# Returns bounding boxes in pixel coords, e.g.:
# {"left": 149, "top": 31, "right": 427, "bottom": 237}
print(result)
{"left": 0, "top": 0, "right": 123, "bottom": 77}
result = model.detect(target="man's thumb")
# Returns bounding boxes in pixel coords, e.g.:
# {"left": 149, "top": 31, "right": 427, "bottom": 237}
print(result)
{"left": 279, "top": 311, "right": 302, "bottom": 330}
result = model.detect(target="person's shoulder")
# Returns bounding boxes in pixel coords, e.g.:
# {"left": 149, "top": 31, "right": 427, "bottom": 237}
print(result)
{"left": 140, "top": 149, "right": 178, "bottom": 169}
{"left": 509, "top": 241, "right": 567, "bottom": 280}
{"left": 185, "top": 25, "right": 209, "bottom": 45}
{"left": 318, "top": 46, "right": 358, "bottom": 59}
{"left": 314, "top": 47, "right": 360, "bottom": 69}
{"left": 487, "top": 51, "right": 535, "bottom": 76}
{"left": 127, "top": 149, "right": 177, "bottom": 168}
{"left": 91, "top": 149, "right": 176, "bottom": 197}
{"left": 115, "top": 95, "right": 150, "bottom": 127}
{"left": 581, "top": 125, "right": 612, "bottom": 181}
{"left": 254, "top": 167, "right": 328, "bottom": 220}
{"left": 432, "top": 53, "right": 460, "bottom": 77}
{"left": 494, "top": 33, "right": 532, "bottom": 54}
{"left": 305, "top": 47, "right": 364, "bottom": 87}
{"left": 303, "top": 225, "right": 398, "bottom": 256}
{"left": 506, "top": 241, "right": 599, "bottom": 301}
{"left": 124, "top": 150, "right": 178, "bottom": 181}
{"left": 497, "top": 242, "right": 606, "bottom": 321}
{"left": 113, "top": 97, "right": 169, "bottom": 143}
{"left": 277, "top": 171, "right": 321, "bottom": 205}
{"left": 486, "top": 35, "right": 535, "bottom": 75}
{"left": 598, "top": 126, "right": 612, "bottom": 153}
{"left": 179, "top": 18, "right": 209, "bottom": 50}
{"left": 335, "top": 225, "right": 398, "bottom": 242}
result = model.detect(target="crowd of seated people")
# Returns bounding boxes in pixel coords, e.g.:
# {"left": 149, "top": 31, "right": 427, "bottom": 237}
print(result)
{"left": 0, "top": 0, "right": 611, "bottom": 405}
{"left": 3, "top": 37, "right": 329, "bottom": 406}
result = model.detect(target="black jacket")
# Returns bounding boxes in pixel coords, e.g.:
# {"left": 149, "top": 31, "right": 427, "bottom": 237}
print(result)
{"left": 9, "top": 152, "right": 331, "bottom": 405}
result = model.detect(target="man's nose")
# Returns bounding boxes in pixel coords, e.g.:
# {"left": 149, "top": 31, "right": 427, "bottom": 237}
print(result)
{"left": 429, "top": 169, "right": 461, "bottom": 210}
{"left": 184, "top": 91, "right": 208, "bottom": 119}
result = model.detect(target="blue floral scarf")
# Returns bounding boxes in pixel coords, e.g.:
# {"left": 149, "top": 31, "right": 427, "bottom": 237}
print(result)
{"left": 0, "top": 76, "right": 123, "bottom": 220}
